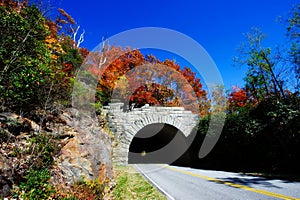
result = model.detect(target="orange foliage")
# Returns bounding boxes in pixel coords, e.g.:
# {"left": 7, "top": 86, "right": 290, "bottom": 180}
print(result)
{"left": 79, "top": 47, "right": 90, "bottom": 59}
{"left": 84, "top": 46, "right": 209, "bottom": 115}
{"left": 228, "top": 86, "right": 257, "bottom": 112}
{"left": 129, "top": 83, "right": 174, "bottom": 107}
{"left": 0, "top": 0, "right": 27, "bottom": 12}
{"left": 96, "top": 47, "right": 145, "bottom": 95}
{"left": 46, "top": 21, "right": 59, "bottom": 38}
{"left": 62, "top": 63, "right": 74, "bottom": 73}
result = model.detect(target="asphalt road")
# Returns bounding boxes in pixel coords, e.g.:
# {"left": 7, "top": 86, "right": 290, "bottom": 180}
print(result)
{"left": 135, "top": 164, "right": 300, "bottom": 200}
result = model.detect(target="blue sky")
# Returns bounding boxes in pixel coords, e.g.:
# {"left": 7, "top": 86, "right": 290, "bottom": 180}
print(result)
{"left": 57, "top": 0, "right": 298, "bottom": 90}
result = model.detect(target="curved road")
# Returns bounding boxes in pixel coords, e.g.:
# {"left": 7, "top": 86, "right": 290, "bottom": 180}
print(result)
{"left": 135, "top": 164, "right": 300, "bottom": 200}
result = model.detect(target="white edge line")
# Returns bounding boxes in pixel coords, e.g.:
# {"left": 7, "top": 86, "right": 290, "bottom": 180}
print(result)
{"left": 134, "top": 164, "right": 175, "bottom": 200}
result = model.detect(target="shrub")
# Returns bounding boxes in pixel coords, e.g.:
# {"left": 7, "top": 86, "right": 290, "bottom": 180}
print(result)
{"left": 13, "top": 169, "right": 54, "bottom": 200}
{"left": 53, "top": 178, "right": 106, "bottom": 200}
{"left": 0, "top": 5, "right": 52, "bottom": 112}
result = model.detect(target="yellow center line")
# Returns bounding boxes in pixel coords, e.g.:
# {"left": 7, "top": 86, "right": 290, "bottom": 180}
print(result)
{"left": 166, "top": 166, "right": 300, "bottom": 200}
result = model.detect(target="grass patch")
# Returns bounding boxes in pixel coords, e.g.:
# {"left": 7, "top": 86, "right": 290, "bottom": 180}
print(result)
{"left": 113, "top": 165, "right": 166, "bottom": 200}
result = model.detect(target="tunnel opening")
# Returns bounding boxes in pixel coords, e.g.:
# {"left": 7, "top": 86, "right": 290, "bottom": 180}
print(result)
{"left": 128, "top": 123, "right": 191, "bottom": 164}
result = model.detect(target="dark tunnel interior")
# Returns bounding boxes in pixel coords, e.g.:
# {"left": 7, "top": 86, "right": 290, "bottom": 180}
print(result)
{"left": 128, "top": 123, "right": 190, "bottom": 164}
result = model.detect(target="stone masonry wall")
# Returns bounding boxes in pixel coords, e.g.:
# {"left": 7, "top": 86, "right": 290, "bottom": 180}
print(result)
{"left": 103, "top": 103, "right": 199, "bottom": 165}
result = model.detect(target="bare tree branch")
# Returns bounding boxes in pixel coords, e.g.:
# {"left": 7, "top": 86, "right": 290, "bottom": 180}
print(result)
{"left": 76, "top": 29, "right": 85, "bottom": 48}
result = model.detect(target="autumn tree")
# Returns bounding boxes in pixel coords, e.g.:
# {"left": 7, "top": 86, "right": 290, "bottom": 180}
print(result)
{"left": 0, "top": 0, "right": 87, "bottom": 113}
{"left": 129, "top": 83, "right": 174, "bottom": 107}
{"left": 227, "top": 86, "right": 258, "bottom": 113}
{"left": 44, "top": 7, "right": 89, "bottom": 104}
{"left": 82, "top": 46, "right": 209, "bottom": 115}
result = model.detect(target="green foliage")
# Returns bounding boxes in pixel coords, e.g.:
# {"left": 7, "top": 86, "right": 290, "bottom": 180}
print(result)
{"left": 235, "top": 28, "right": 285, "bottom": 101}
{"left": 59, "top": 37, "right": 83, "bottom": 69}
{"left": 0, "top": 3, "right": 85, "bottom": 113}
{"left": 27, "top": 133, "right": 58, "bottom": 170}
{"left": 192, "top": 94, "right": 300, "bottom": 173}
{"left": 197, "top": 115, "right": 210, "bottom": 135}
{"left": 0, "top": 5, "right": 52, "bottom": 112}
{"left": 60, "top": 197, "right": 78, "bottom": 200}
{"left": 92, "top": 101, "right": 103, "bottom": 115}
{"left": 96, "top": 90, "right": 111, "bottom": 106}
{"left": 14, "top": 169, "right": 54, "bottom": 200}
{"left": 11, "top": 146, "right": 23, "bottom": 157}
{"left": 215, "top": 12, "right": 300, "bottom": 174}
{"left": 0, "top": 2, "right": 98, "bottom": 199}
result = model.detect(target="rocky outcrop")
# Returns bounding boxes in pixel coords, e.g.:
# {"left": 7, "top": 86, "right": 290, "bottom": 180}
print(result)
{"left": 0, "top": 113, "right": 41, "bottom": 198}
{"left": 50, "top": 108, "right": 113, "bottom": 186}
{"left": 0, "top": 109, "right": 113, "bottom": 197}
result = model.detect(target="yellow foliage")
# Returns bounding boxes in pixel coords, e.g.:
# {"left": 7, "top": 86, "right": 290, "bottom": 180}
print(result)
{"left": 44, "top": 35, "right": 65, "bottom": 58}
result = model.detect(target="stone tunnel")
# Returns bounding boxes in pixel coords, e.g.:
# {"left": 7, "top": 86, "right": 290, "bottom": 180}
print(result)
{"left": 103, "top": 102, "right": 199, "bottom": 165}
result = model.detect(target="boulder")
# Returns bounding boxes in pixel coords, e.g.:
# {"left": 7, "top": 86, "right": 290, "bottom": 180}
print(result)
{"left": 52, "top": 108, "right": 113, "bottom": 186}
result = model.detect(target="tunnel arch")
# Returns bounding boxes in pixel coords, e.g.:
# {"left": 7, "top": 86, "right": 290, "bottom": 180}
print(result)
{"left": 128, "top": 123, "right": 189, "bottom": 164}
{"left": 125, "top": 113, "right": 193, "bottom": 138}
{"left": 103, "top": 103, "right": 199, "bottom": 164}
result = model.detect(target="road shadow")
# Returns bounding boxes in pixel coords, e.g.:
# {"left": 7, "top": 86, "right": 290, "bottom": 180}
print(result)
{"left": 213, "top": 176, "right": 282, "bottom": 188}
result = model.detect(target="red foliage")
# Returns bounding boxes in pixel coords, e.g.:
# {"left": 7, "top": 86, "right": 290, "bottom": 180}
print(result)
{"left": 228, "top": 87, "right": 247, "bottom": 106}
{"left": 79, "top": 47, "right": 90, "bottom": 59}
{"left": 228, "top": 86, "right": 257, "bottom": 112}
{"left": 181, "top": 67, "right": 206, "bottom": 100}
{"left": 0, "top": 0, "right": 27, "bottom": 11}
{"left": 129, "top": 83, "right": 174, "bottom": 107}
{"left": 46, "top": 21, "right": 59, "bottom": 38}
{"left": 84, "top": 46, "right": 208, "bottom": 114}
{"left": 96, "top": 47, "right": 145, "bottom": 94}
{"left": 62, "top": 62, "right": 74, "bottom": 73}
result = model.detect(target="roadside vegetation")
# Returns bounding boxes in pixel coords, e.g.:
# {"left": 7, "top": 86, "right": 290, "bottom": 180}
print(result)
{"left": 113, "top": 166, "right": 166, "bottom": 200}
{"left": 0, "top": 0, "right": 299, "bottom": 199}
{"left": 185, "top": 3, "right": 300, "bottom": 175}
